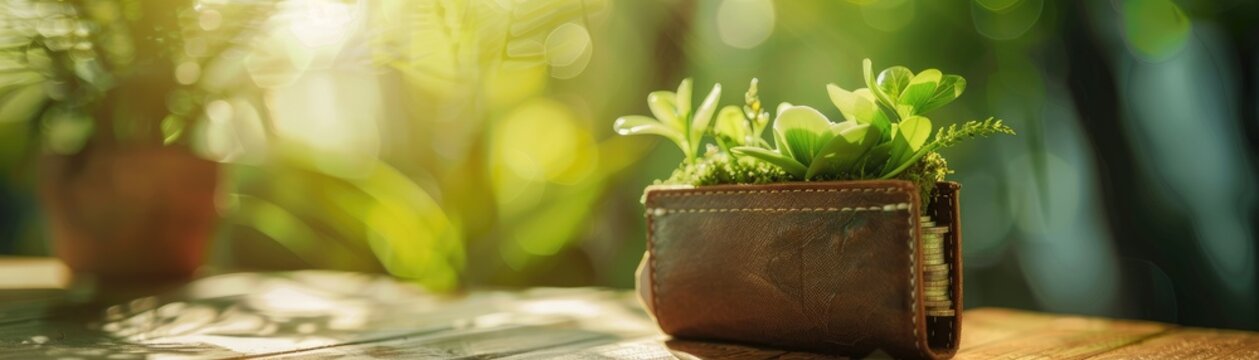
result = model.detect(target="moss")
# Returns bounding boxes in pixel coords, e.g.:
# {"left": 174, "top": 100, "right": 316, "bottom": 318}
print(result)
{"left": 660, "top": 147, "right": 952, "bottom": 208}
{"left": 892, "top": 151, "right": 951, "bottom": 208}
{"left": 660, "top": 147, "right": 792, "bottom": 186}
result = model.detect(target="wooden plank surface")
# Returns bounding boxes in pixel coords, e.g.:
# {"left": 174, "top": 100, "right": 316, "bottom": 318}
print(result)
{"left": 0, "top": 260, "right": 1256, "bottom": 359}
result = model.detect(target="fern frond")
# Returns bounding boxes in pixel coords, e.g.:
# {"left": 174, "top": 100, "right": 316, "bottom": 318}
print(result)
{"left": 932, "top": 117, "right": 1015, "bottom": 150}
{"left": 879, "top": 117, "right": 1013, "bottom": 179}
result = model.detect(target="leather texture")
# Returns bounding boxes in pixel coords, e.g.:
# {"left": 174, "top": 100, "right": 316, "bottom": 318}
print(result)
{"left": 636, "top": 180, "right": 962, "bottom": 360}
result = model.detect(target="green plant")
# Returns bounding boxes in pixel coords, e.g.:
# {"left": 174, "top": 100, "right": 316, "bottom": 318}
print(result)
{"left": 613, "top": 78, "right": 722, "bottom": 163}
{"left": 712, "top": 78, "right": 770, "bottom": 152}
{"left": 731, "top": 104, "right": 881, "bottom": 180}
{"left": 615, "top": 59, "right": 1015, "bottom": 194}
{"left": 0, "top": 1, "right": 275, "bottom": 156}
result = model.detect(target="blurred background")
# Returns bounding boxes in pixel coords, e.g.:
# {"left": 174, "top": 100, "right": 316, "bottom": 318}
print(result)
{"left": 2, "top": 0, "right": 1257, "bottom": 331}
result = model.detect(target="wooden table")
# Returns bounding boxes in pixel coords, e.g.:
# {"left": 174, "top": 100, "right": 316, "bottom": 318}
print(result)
{"left": 0, "top": 259, "right": 1257, "bottom": 359}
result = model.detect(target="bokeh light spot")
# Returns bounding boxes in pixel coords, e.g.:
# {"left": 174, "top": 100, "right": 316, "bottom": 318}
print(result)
{"left": 545, "top": 23, "right": 590, "bottom": 68}
{"left": 486, "top": 66, "right": 548, "bottom": 109}
{"left": 495, "top": 99, "right": 584, "bottom": 183}
{"left": 861, "top": 0, "right": 915, "bottom": 32}
{"left": 717, "top": 0, "right": 776, "bottom": 49}
{"left": 41, "top": 107, "right": 92, "bottom": 155}
{"left": 971, "top": 0, "right": 1042, "bottom": 40}
{"left": 0, "top": 84, "right": 47, "bottom": 124}
{"left": 206, "top": 100, "right": 234, "bottom": 124}
{"left": 545, "top": 23, "right": 593, "bottom": 79}
{"left": 1121, "top": 0, "right": 1191, "bottom": 61}
{"left": 195, "top": 100, "right": 243, "bottom": 162}
{"left": 269, "top": 73, "right": 382, "bottom": 177}
{"left": 289, "top": 0, "right": 356, "bottom": 48}
{"left": 974, "top": 0, "right": 1022, "bottom": 12}
{"left": 199, "top": 9, "right": 223, "bottom": 31}
{"left": 490, "top": 98, "right": 599, "bottom": 218}
{"left": 184, "top": 37, "right": 208, "bottom": 58}
{"left": 175, "top": 62, "right": 201, "bottom": 85}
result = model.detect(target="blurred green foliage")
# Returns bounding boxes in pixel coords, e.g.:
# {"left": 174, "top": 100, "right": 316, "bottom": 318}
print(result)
{"left": 1, "top": 0, "right": 1258, "bottom": 330}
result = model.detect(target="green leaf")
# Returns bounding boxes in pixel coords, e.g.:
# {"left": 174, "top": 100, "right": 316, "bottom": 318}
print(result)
{"left": 773, "top": 106, "right": 835, "bottom": 166}
{"left": 897, "top": 69, "right": 942, "bottom": 115}
{"left": 899, "top": 115, "right": 932, "bottom": 151}
{"left": 776, "top": 102, "right": 794, "bottom": 117}
{"left": 613, "top": 115, "right": 684, "bottom": 145}
{"left": 861, "top": 142, "right": 893, "bottom": 176}
{"left": 880, "top": 118, "right": 1016, "bottom": 179}
{"left": 917, "top": 75, "right": 966, "bottom": 114}
{"left": 714, "top": 105, "right": 750, "bottom": 148}
{"left": 831, "top": 120, "right": 857, "bottom": 134}
{"left": 773, "top": 124, "right": 793, "bottom": 159}
{"left": 0, "top": 83, "right": 48, "bottom": 124}
{"left": 744, "top": 78, "right": 769, "bottom": 138}
{"left": 43, "top": 107, "right": 93, "bottom": 155}
{"left": 690, "top": 83, "right": 722, "bottom": 147}
{"left": 806, "top": 123, "right": 879, "bottom": 179}
{"left": 647, "top": 91, "right": 680, "bottom": 130}
{"left": 827, "top": 85, "right": 890, "bottom": 137}
{"left": 930, "top": 117, "right": 1016, "bottom": 150}
{"left": 882, "top": 123, "right": 913, "bottom": 176}
{"left": 863, "top": 58, "right": 901, "bottom": 123}
{"left": 836, "top": 121, "right": 881, "bottom": 146}
{"left": 876, "top": 66, "right": 913, "bottom": 103}
{"left": 879, "top": 116, "right": 931, "bottom": 176}
{"left": 733, "top": 146, "right": 808, "bottom": 178}
{"left": 827, "top": 85, "right": 873, "bottom": 123}
{"left": 161, "top": 115, "right": 185, "bottom": 145}
{"left": 895, "top": 103, "right": 916, "bottom": 119}
{"left": 676, "top": 78, "right": 693, "bottom": 119}
{"left": 803, "top": 156, "right": 832, "bottom": 180}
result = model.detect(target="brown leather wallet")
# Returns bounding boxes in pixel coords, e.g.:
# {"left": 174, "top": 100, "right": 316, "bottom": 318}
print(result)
{"left": 636, "top": 180, "right": 962, "bottom": 359}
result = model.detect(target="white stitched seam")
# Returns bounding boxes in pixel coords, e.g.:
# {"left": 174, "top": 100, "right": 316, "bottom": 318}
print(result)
{"left": 647, "top": 209, "right": 662, "bottom": 330}
{"left": 908, "top": 201, "right": 922, "bottom": 357}
{"left": 937, "top": 191, "right": 958, "bottom": 348}
{"left": 647, "top": 203, "right": 910, "bottom": 214}
{"left": 646, "top": 185, "right": 922, "bottom": 354}
{"left": 653, "top": 187, "right": 898, "bottom": 197}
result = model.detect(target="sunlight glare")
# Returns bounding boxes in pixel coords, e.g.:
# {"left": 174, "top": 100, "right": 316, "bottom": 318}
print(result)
{"left": 287, "top": 0, "right": 357, "bottom": 48}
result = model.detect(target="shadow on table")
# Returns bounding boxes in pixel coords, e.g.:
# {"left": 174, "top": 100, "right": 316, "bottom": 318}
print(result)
{"left": 0, "top": 267, "right": 887, "bottom": 359}
{"left": 0, "top": 271, "right": 664, "bottom": 359}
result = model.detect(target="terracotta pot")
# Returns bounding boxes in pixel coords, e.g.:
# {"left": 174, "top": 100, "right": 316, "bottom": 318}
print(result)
{"left": 38, "top": 146, "right": 220, "bottom": 280}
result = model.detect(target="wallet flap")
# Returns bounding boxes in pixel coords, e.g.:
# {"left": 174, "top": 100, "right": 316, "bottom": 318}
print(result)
{"left": 641, "top": 180, "right": 960, "bottom": 359}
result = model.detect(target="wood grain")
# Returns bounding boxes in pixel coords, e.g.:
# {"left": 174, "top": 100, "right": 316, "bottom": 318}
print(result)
{"left": 0, "top": 262, "right": 1255, "bottom": 359}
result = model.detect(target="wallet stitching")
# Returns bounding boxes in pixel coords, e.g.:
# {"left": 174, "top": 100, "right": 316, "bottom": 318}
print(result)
{"left": 650, "top": 184, "right": 930, "bottom": 356}
{"left": 654, "top": 187, "right": 897, "bottom": 197}
{"left": 647, "top": 204, "right": 663, "bottom": 330}
{"left": 907, "top": 195, "right": 922, "bottom": 357}
{"left": 648, "top": 204, "right": 909, "bottom": 214}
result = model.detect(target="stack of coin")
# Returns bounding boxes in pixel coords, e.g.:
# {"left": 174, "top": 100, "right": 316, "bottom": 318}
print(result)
{"left": 921, "top": 215, "right": 954, "bottom": 317}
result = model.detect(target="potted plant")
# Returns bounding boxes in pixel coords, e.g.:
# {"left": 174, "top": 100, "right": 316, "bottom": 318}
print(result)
{"left": 614, "top": 59, "right": 1013, "bottom": 359}
{"left": 2, "top": 1, "right": 270, "bottom": 279}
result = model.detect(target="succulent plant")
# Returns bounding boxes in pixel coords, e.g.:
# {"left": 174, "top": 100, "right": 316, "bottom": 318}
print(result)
{"left": 614, "top": 59, "right": 1015, "bottom": 187}
{"left": 731, "top": 105, "right": 880, "bottom": 180}
{"left": 613, "top": 78, "right": 722, "bottom": 163}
